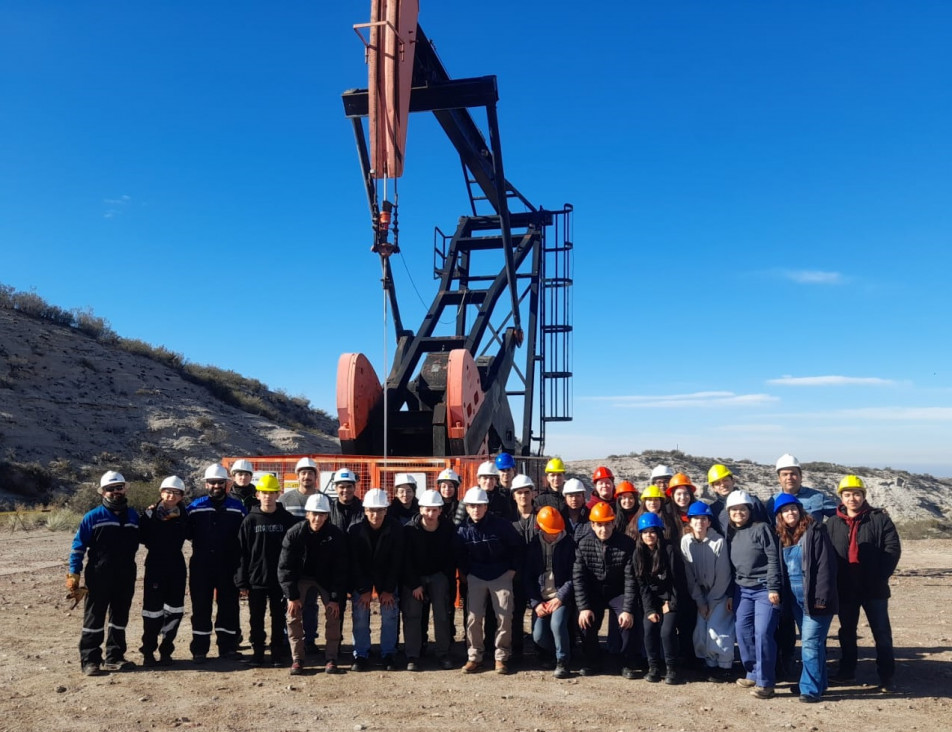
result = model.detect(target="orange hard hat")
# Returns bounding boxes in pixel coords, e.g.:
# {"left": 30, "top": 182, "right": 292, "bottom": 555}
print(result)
{"left": 614, "top": 480, "right": 639, "bottom": 497}
{"left": 536, "top": 506, "right": 566, "bottom": 535}
{"left": 665, "top": 472, "right": 696, "bottom": 497}
{"left": 592, "top": 466, "right": 614, "bottom": 482}
{"left": 589, "top": 501, "right": 616, "bottom": 523}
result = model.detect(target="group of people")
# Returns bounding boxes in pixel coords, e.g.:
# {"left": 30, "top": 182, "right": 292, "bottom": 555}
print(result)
{"left": 67, "top": 452, "right": 901, "bottom": 703}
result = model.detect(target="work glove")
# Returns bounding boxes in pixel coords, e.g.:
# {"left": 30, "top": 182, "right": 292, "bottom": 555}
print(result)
{"left": 65, "top": 573, "right": 87, "bottom": 609}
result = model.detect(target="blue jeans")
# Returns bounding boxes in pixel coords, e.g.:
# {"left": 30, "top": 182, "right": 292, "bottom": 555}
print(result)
{"left": 351, "top": 591, "right": 399, "bottom": 659}
{"left": 735, "top": 586, "right": 780, "bottom": 688}
{"left": 532, "top": 604, "right": 571, "bottom": 662}
{"left": 790, "top": 599, "right": 834, "bottom": 697}
{"left": 837, "top": 597, "right": 895, "bottom": 682}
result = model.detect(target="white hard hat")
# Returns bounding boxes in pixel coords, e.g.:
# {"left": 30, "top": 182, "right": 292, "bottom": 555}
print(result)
{"left": 362, "top": 488, "right": 390, "bottom": 509}
{"left": 511, "top": 474, "right": 534, "bottom": 492}
{"left": 304, "top": 493, "right": 330, "bottom": 513}
{"left": 477, "top": 460, "right": 499, "bottom": 477}
{"left": 462, "top": 487, "right": 489, "bottom": 505}
{"left": 725, "top": 490, "right": 754, "bottom": 509}
{"left": 333, "top": 468, "right": 358, "bottom": 484}
{"left": 393, "top": 473, "right": 417, "bottom": 488}
{"left": 562, "top": 478, "right": 586, "bottom": 495}
{"left": 204, "top": 464, "right": 229, "bottom": 481}
{"left": 230, "top": 459, "right": 253, "bottom": 475}
{"left": 775, "top": 454, "right": 801, "bottom": 472}
{"left": 418, "top": 489, "right": 444, "bottom": 508}
{"left": 650, "top": 464, "right": 675, "bottom": 480}
{"left": 160, "top": 475, "right": 186, "bottom": 493}
{"left": 98, "top": 470, "right": 126, "bottom": 493}
{"left": 437, "top": 468, "right": 461, "bottom": 484}
{"left": 295, "top": 457, "right": 318, "bottom": 473}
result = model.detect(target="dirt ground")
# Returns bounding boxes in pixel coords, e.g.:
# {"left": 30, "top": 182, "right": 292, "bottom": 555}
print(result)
{"left": 0, "top": 531, "right": 950, "bottom": 732}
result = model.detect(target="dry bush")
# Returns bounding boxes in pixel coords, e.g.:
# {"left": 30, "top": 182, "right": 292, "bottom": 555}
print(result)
{"left": 899, "top": 518, "right": 952, "bottom": 539}
{"left": 44, "top": 508, "right": 82, "bottom": 532}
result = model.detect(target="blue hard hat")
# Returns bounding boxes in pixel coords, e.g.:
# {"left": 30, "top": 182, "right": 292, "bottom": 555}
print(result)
{"left": 637, "top": 512, "right": 665, "bottom": 532}
{"left": 687, "top": 502, "right": 714, "bottom": 519}
{"left": 495, "top": 453, "right": 516, "bottom": 470}
{"left": 773, "top": 492, "right": 802, "bottom": 515}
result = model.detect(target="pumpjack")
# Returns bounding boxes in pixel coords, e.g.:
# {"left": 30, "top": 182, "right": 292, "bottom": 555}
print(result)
{"left": 337, "top": 1, "right": 573, "bottom": 458}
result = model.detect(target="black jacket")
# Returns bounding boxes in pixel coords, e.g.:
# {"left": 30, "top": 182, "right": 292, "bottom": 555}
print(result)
{"left": 534, "top": 490, "right": 566, "bottom": 512}
{"left": 186, "top": 495, "right": 247, "bottom": 569}
{"left": 453, "top": 487, "right": 515, "bottom": 525}
{"left": 826, "top": 504, "right": 901, "bottom": 601}
{"left": 636, "top": 540, "right": 688, "bottom": 616}
{"left": 780, "top": 521, "right": 839, "bottom": 615}
{"left": 235, "top": 505, "right": 298, "bottom": 590}
{"left": 139, "top": 506, "right": 187, "bottom": 570}
{"left": 402, "top": 513, "right": 456, "bottom": 588}
{"left": 525, "top": 532, "right": 576, "bottom": 608}
{"left": 329, "top": 496, "right": 364, "bottom": 534}
{"left": 278, "top": 519, "right": 348, "bottom": 603}
{"left": 347, "top": 517, "right": 405, "bottom": 595}
{"left": 573, "top": 530, "right": 637, "bottom": 613}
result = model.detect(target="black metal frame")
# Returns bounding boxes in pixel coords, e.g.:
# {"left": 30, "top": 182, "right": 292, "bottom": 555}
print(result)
{"left": 341, "top": 24, "right": 571, "bottom": 457}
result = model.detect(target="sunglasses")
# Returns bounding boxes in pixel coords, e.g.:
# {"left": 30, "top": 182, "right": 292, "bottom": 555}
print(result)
{"left": 206, "top": 480, "right": 226, "bottom": 487}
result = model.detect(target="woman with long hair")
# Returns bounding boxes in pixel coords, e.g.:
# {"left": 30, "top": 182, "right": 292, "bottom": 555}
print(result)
{"left": 635, "top": 512, "right": 688, "bottom": 684}
{"left": 774, "top": 493, "right": 839, "bottom": 703}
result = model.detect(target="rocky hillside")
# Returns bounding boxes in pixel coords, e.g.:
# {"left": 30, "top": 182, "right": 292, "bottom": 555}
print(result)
{"left": 0, "top": 307, "right": 339, "bottom": 506}
{"left": 566, "top": 450, "right": 952, "bottom": 528}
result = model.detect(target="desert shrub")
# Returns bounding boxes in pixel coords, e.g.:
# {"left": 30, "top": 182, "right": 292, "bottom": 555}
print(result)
{"left": 899, "top": 518, "right": 952, "bottom": 540}
{"left": 72, "top": 307, "right": 117, "bottom": 342}
{"left": 44, "top": 508, "right": 82, "bottom": 532}
{"left": 5, "top": 505, "right": 43, "bottom": 531}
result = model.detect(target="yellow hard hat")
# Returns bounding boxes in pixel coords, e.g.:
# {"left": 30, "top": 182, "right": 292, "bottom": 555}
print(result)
{"left": 545, "top": 457, "right": 566, "bottom": 474}
{"left": 257, "top": 474, "right": 281, "bottom": 493}
{"left": 707, "top": 464, "right": 733, "bottom": 484}
{"left": 838, "top": 475, "right": 866, "bottom": 494}
{"left": 640, "top": 485, "right": 666, "bottom": 501}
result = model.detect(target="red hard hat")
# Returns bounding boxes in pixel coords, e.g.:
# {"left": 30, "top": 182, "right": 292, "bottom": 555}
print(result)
{"left": 592, "top": 466, "right": 614, "bottom": 482}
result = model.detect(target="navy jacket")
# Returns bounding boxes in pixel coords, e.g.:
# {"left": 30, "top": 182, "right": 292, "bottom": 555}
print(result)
{"left": 455, "top": 512, "right": 523, "bottom": 581}
{"left": 524, "top": 532, "right": 576, "bottom": 608}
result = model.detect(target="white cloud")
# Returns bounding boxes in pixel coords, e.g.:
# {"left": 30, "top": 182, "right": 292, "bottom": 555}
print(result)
{"left": 584, "top": 391, "right": 779, "bottom": 408}
{"left": 770, "top": 407, "right": 952, "bottom": 422}
{"left": 768, "top": 375, "right": 895, "bottom": 387}
{"left": 781, "top": 269, "right": 844, "bottom": 285}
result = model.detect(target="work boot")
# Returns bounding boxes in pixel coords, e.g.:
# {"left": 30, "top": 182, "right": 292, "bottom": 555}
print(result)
{"left": 461, "top": 660, "right": 481, "bottom": 674}
{"left": 158, "top": 653, "right": 174, "bottom": 667}
{"left": 751, "top": 686, "right": 775, "bottom": 699}
{"left": 82, "top": 663, "right": 104, "bottom": 677}
{"left": 664, "top": 665, "right": 683, "bottom": 685}
{"left": 243, "top": 650, "right": 265, "bottom": 667}
{"left": 645, "top": 665, "right": 662, "bottom": 683}
{"left": 554, "top": 660, "right": 570, "bottom": 679}
{"left": 103, "top": 658, "right": 135, "bottom": 672}
{"left": 495, "top": 660, "right": 510, "bottom": 675}
{"left": 141, "top": 652, "right": 157, "bottom": 668}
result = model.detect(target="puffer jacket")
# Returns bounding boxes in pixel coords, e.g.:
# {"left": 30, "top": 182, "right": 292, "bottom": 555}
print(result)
{"left": 826, "top": 504, "right": 900, "bottom": 601}
{"left": 573, "top": 530, "right": 637, "bottom": 613}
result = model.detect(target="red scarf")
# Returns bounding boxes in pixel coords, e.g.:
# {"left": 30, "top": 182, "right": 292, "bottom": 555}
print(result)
{"left": 837, "top": 503, "right": 870, "bottom": 564}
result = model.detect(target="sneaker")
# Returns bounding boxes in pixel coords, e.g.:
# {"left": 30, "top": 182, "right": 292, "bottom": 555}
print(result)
{"left": 879, "top": 679, "right": 895, "bottom": 693}
{"left": 325, "top": 660, "right": 341, "bottom": 675}
{"left": 351, "top": 656, "right": 369, "bottom": 672}
{"left": 192, "top": 654, "right": 207, "bottom": 665}
{"left": 736, "top": 677, "right": 756, "bottom": 688}
{"left": 82, "top": 663, "right": 104, "bottom": 677}
{"left": 553, "top": 661, "right": 570, "bottom": 679}
{"left": 382, "top": 655, "right": 397, "bottom": 671}
{"left": 141, "top": 652, "right": 157, "bottom": 668}
{"left": 461, "top": 660, "right": 481, "bottom": 674}
{"left": 406, "top": 659, "right": 420, "bottom": 672}
{"left": 495, "top": 660, "right": 510, "bottom": 675}
{"left": 103, "top": 659, "right": 135, "bottom": 672}
{"left": 289, "top": 661, "right": 304, "bottom": 676}
{"left": 621, "top": 667, "right": 637, "bottom": 680}
{"left": 438, "top": 656, "right": 455, "bottom": 670}
{"left": 799, "top": 694, "right": 820, "bottom": 704}
{"left": 751, "top": 686, "right": 775, "bottom": 699}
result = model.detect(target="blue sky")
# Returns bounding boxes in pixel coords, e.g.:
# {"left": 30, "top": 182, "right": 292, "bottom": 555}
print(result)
{"left": 4, "top": 2, "right": 952, "bottom": 475}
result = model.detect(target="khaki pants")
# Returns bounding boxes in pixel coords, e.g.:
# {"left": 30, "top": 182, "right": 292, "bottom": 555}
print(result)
{"left": 465, "top": 571, "right": 513, "bottom": 662}
{"left": 287, "top": 579, "right": 341, "bottom": 663}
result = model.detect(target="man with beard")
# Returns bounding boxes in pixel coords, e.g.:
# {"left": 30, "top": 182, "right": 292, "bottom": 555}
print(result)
{"left": 68, "top": 471, "right": 140, "bottom": 676}
{"left": 186, "top": 463, "right": 247, "bottom": 663}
